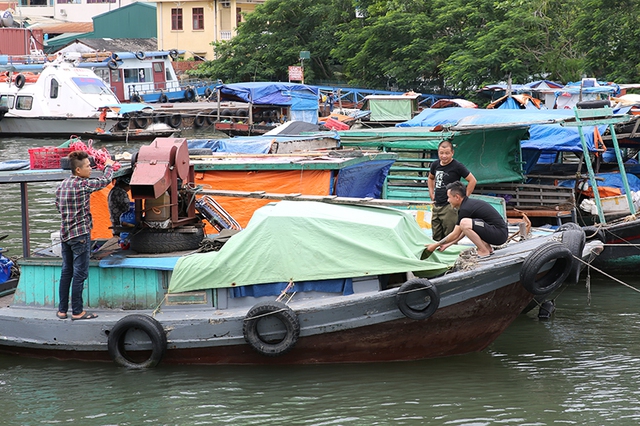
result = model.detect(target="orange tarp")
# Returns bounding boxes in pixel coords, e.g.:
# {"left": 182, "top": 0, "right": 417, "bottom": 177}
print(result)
{"left": 194, "top": 169, "right": 333, "bottom": 234}
{"left": 90, "top": 169, "right": 333, "bottom": 238}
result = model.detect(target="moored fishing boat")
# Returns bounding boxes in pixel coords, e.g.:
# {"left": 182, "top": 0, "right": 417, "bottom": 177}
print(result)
{"left": 0, "top": 138, "right": 599, "bottom": 367}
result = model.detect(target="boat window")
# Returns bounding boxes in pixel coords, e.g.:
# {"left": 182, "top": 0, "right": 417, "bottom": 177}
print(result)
{"left": 93, "top": 68, "right": 110, "bottom": 84}
{"left": 153, "top": 63, "right": 163, "bottom": 73}
{"left": 71, "top": 77, "right": 111, "bottom": 95}
{"left": 124, "top": 68, "right": 151, "bottom": 84}
{"left": 165, "top": 67, "right": 173, "bottom": 81}
{"left": 50, "top": 79, "right": 59, "bottom": 99}
{"left": 110, "top": 69, "right": 121, "bottom": 83}
{"left": 15, "top": 96, "right": 33, "bottom": 110}
{"left": 0, "top": 95, "right": 14, "bottom": 109}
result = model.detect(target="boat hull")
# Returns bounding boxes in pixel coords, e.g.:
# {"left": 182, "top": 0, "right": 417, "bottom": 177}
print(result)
{"left": 0, "top": 116, "right": 119, "bottom": 138}
{"left": 587, "top": 218, "right": 640, "bottom": 275}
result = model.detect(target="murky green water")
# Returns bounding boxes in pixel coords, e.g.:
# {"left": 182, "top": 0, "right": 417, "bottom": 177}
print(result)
{"left": 2, "top": 137, "right": 640, "bottom": 425}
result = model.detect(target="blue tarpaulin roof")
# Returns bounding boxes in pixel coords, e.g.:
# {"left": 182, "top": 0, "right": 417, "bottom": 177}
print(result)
{"left": 219, "top": 82, "right": 319, "bottom": 111}
{"left": 398, "top": 107, "right": 632, "bottom": 153}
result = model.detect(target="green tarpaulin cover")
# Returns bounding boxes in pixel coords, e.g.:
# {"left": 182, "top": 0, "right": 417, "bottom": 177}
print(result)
{"left": 169, "top": 201, "right": 463, "bottom": 293}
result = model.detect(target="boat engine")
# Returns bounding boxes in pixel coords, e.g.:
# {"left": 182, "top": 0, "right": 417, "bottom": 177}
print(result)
{"left": 128, "top": 137, "right": 203, "bottom": 253}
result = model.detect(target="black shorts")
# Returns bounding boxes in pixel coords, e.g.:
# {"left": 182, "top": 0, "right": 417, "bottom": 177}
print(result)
{"left": 471, "top": 219, "right": 508, "bottom": 245}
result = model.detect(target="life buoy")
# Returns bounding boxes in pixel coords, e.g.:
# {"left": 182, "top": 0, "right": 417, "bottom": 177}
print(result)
{"left": 520, "top": 241, "right": 574, "bottom": 295}
{"left": 396, "top": 278, "right": 440, "bottom": 320}
{"left": 184, "top": 88, "right": 196, "bottom": 102}
{"left": 243, "top": 301, "right": 300, "bottom": 356}
{"left": 107, "top": 59, "right": 118, "bottom": 70}
{"left": 158, "top": 93, "right": 168, "bottom": 103}
{"left": 107, "top": 314, "right": 167, "bottom": 369}
{"left": 135, "top": 51, "right": 145, "bottom": 60}
{"left": 168, "top": 113, "right": 182, "bottom": 128}
{"left": 169, "top": 49, "right": 179, "bottom": 60}
{"left": 14, "top": 73, "right": 25, "bottom": 88}
{"left": 204, "top": 87, "right": 213, "bottom": 98}
{"left": 193, "top": 112, "right": 206, "bottom": 128}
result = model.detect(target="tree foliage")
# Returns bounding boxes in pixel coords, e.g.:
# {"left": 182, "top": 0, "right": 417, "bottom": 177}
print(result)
{"left": 190, "top": 0, "right": 640, "bottom": 94}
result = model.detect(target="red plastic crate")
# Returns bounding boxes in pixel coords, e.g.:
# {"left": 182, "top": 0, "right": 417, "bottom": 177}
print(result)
{"left": 28, "top": 147, "right": 73, "bottom": 170}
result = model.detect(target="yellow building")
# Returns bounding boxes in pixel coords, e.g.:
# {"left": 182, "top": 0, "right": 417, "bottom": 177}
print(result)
{"left": 153, "top": 0, "right": 265, "bottom": 61}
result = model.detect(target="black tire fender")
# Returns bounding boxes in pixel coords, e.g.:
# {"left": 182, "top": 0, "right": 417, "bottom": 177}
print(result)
{"left": 158, "top": 93, "right": 168, "bottom": 103}
{"left": 131, "top": 93, "right": 142, "bottom": 103}
{"left": 243, "top": 301, "right": 300, "bottom": 356}
{"left": 169, "top": 49, "right": 179, "bottom": 60}
{"left": 107, "top": 314, "right": 167, "bottom": 369}
{"left": 221, "top": 108, "right": 233, "bottom": 118}
{"left": 135, "top": 51, "right": 145, "bottom": 60}
{"left": 168, "top": 113, "right": 182, "bottom": 128}
{"left": 107, "top": 59, "right": 118, "bottom": 70}
{"left": 184, "top": 88, "right": 196, "bottom": 102}
{"left": 396, "top": 278, "right": 440, "bottom": 320}
{"left": 193, "top": 112, "right": 206, "bottom": 128}
{"left": 520, "top": 241, "right": 574, "bottom": 295}
{"left": 188, "top": 148, "right": 212, "bottom": 156}
{"left": 583, "top": 226, "right": 606, "bottom": 242}
{"left": 559, "top": 229, "right": 586, "bottom": 284}
{"left": 205, "top": 110, "right": 216, "bottom": 125}
{"left": 14, "top": 73, "right": 25, "bottom": 89}
{"left": 204, "top": 87, "right": 213, "bottom": 98}
{"left": 130, "top": 226, "right": 204, "bottom": 254}
{"left": 117, "top": 120, "right": 129, "bottom": 130}
{"left": 134, "top": 115, "right": 150, "bottom": 129}
{"left": 576, "top": 99, "right": 611, "bottom": 109}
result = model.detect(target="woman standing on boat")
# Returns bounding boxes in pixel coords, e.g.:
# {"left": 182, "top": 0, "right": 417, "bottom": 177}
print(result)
{"left": 55, "top": 151, "right": 114, "bottom": 321}
{"left": 427, "top": 141, "right": 477, "bottom": 241}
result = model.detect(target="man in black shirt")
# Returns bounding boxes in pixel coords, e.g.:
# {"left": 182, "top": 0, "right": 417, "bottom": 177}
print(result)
{"left": 428, "top": 141, "right": 477, "bottom": 241}
{"left": 426, "top": 181, "right": 508, "bottom": 259}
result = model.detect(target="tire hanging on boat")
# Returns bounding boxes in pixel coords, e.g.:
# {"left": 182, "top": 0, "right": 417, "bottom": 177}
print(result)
{"left": 396, "top": 278, "right": 440, "bottom": 320}
{"left": 169, "top": 49, "right": 179, "bottom": 60}
{"left": 556, "top": 228, "right": 586, "bottom": 284}
{"left": 168, "top": 113, "right": 182, "bottom": 129}
{"left": 204, "top": 87, "right": 213, "bottom": 98}
{"left": 193, "top": 112, "right": 206, "bottom": 128}
{"left": 158, "top": 93, "right": 169, "bottom": 103}
{"left": 184, "top": 88, "right": 196, "bottom": 102}
{"left": 243, "top": 301, "right": 300, "bottom": 356}
{"left": 205, "top": 110, "right": 216, "bottom": 125}
{"left": 520, "top": 241, "right": 574, "bottom": 296}
{"left": 107, "top": 59, "right": 118, "bottom": 70}
{"left": 131, "top": 93, "right": 142, "bottom": 103}
{"left": 135, "top": 51, "right": 146, "bottom": 60}
{"left": 134, "top": 115, "right": 151, "bottom": 129}
{"left": 14, "top": 73, "right": 25, "bottom": 89}
{"left": 130, "top": 226, "right": 204, "bottom": 254}
{"left": 107, "top": 314, "right": 167, "bottom": 369}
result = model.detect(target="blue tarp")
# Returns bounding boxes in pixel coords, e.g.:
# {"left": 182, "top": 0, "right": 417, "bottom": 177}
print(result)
{"left": 335, "top": 160, "right": 395, "bottom": 198}
{"left": 188, "top": 134, "right": 339, "bottom": 155}
{"left": 219, "top": 82, "right": 318, "bottom": 110}
{"left": 399, "top": 107, "right": 631, "bottom": 154}
{"left": 558, "top": 172, "right": 640, "bottom": 194}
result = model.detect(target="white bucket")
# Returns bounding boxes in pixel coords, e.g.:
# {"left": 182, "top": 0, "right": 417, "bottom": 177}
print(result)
{"left": 51, "top": 231, "right": 61, "bottom": 256}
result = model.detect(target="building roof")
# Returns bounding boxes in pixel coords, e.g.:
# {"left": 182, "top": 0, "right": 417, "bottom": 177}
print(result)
{"left": 67, "top": 38, "right": 158, "bottom": 53}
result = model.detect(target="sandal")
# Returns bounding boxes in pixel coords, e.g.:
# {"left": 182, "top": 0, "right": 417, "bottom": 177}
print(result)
{"left": 56, "top": 311, "right": 68, "bottom": 319}
{"left": 71, "top": 312, "right": 99, "bottom": 321}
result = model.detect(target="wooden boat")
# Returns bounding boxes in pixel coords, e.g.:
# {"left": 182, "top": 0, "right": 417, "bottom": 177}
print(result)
{"left": 0, "top": 138, "right": 600, "bottom": 368}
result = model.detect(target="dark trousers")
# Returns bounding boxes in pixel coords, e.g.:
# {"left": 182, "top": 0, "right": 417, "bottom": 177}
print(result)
{"left": 58, "top": 234, "right": 91, "bottom": 315}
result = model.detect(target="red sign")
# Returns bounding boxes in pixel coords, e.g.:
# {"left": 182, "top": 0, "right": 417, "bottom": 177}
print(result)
{"left": 288, "top": 66, "right": 304, "bottom": 82}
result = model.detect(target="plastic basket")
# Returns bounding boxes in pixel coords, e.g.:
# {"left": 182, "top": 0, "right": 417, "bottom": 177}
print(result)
{"left": 28, "top": 147, "right": 73, "bottom": 169}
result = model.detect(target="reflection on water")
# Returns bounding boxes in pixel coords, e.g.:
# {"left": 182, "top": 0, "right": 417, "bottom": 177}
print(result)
{"left": 1, "top": 277, "right": 640, "bottom": 424}
{"left": 2, "top": 136, "right": 640, "bottom": 424}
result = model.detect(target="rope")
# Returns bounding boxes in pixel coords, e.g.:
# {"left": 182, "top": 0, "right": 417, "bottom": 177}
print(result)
{"left": 243, "top": 308, "right": 288, "bottom": 321}
{"left": 572, "top": 254, "right": 640, "bottom": 294}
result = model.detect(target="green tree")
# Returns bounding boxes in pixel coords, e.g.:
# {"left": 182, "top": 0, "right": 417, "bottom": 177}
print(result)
{"left": 574, "top": 0, "right": 640, "bottom": 82}
{"left": 190, "top": 0, "right": 353, "bottom": 83}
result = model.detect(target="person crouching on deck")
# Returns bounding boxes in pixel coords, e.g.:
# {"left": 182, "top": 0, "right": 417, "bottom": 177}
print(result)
{"left": 426, "top": 181, "right": 508, "bottom": 259}
{"left": 55, "top": 151, "right": 114, "bottom": 320}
